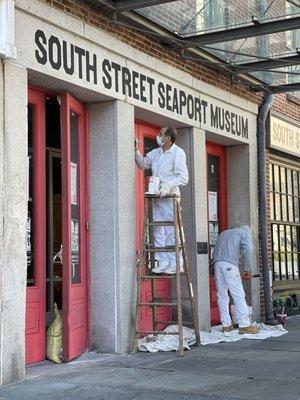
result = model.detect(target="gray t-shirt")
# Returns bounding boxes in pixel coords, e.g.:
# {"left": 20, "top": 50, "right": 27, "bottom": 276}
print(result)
{"left": 212, "top": 226, "right": 253, "bottom": 271}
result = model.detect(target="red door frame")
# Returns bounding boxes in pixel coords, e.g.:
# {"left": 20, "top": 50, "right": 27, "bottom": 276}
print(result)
{"left": 135, "top": 121, "right": 171, "bottom": 332}
{"left": 25, "top": 89, "right": 46, "bottom": 364}
{"left": 61, "top": 93, "right": 88, "bottom": 361}
{"left": 26, "top": 88, "right": 89, "bottom": 364}
{"left": 206, "top": 142, "right": 227, "bottom": 326}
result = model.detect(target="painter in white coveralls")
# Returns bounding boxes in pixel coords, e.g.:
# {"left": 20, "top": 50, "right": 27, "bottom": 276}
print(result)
{"left": 135, "top": 126, "right": 188, "bottom": 274}
{"left": 212, "top": 226, "right": 260, "bottom": 335}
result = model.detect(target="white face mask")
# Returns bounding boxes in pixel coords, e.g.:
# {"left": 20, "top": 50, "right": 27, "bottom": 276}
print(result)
{"left": 156, "top": 135, "right": 164, "bottom": 146}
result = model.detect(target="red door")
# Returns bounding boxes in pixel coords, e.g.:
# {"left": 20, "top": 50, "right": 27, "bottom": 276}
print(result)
{"left": 61, "top": 93, "right": 88, "bottom": 361}
{"left": 206, "top": 142, "right": 227, "bottom": 326}
{"left": 135, "top": 122, "right": 171, "bottom": 332}
{"left": 25, "top": 89, "right": 46, "bottom": 364}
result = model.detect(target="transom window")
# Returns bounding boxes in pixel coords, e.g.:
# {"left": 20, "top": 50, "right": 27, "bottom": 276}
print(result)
{"left": 270, "top": 160, "right": 300, "bottom": 281}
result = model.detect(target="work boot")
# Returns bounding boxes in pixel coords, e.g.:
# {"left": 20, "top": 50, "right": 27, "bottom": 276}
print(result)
{"left": 222, "top": 325, "right": 234, "bottom": 333}
{"left": 239, "top": 325, "right": 260, "bottom": 335}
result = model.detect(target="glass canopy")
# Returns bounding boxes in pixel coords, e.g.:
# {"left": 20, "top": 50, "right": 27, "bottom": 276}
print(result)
{"left": 135, "top": 0, "right": 300, "bottom": 92}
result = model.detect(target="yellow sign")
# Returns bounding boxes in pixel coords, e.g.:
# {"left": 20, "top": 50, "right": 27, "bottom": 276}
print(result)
{"left": 270, "top": 115, "right": 300, "bottom": 158}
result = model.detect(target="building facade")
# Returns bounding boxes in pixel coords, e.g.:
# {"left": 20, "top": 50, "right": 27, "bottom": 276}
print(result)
{"left": 0, "top": 0, "right": 299, "bottom": 386}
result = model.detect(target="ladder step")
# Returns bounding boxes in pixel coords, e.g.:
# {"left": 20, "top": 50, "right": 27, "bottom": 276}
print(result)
{"left": 147, "top": 221, "right": 174, "bottom": 226}
{"left": 145, "top": 194, "right": 180, "bottom": 199}
{"left": 145, "top": 246, "right": 181, "bottom": 252}
{"left": 140, "top": 274, "right": 186, "bottom": 280}
{"left": 141, "top": 275, "right": 176, "bottom": 280}
{"left": 138, "top": 302, "right": 177, "bottom": 307}
{"left": 155, "top": 320, "right": 192, "bottom": 325}
{"left": 136, "top": 331, "right": 180, "bottom": 335}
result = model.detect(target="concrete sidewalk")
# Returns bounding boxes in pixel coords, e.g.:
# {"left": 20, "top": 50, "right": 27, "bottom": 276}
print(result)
{"left": 1, "top": 316, "right": 300, "bottom": 400}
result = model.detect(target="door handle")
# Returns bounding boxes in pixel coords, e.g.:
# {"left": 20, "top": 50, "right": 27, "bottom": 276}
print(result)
{"left": 72, "top": 263, "right": 75, "bottom": 279}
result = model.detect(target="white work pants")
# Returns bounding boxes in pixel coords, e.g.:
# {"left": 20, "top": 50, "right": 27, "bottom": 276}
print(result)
{"left": 214, "top": 261, "right": 250, "bottom": 328}
{"left": 153, "top": 198, "right": 176, "bottom": 265}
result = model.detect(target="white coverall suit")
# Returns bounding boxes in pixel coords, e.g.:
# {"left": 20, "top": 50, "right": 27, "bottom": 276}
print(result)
{"left": 135, "top": 143, "right": 188, "bottom": 267}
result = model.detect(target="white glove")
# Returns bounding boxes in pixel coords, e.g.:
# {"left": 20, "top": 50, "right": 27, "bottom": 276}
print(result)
{"left": 158, "top": 182, "right": 170, "bottom": 197}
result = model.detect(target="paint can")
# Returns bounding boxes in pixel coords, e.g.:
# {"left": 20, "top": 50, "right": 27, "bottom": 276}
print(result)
{"left": 147, "top": 176, "right": 160, "bottom": 195}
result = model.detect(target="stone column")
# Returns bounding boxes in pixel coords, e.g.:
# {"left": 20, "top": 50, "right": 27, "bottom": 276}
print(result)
{"left": 227, "top": 143, "right": 260, "bottom": 322}
{"left": 88, "top": 100, "right": 136, "bottom": 353}
{"left": 177, "top": 127, "right": 210, "bottom": 331}
{"left": 0, "top": 60, "right": 28, "bottom": 385}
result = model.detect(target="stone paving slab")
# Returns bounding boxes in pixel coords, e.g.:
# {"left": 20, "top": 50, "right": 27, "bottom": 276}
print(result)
{"left": 0, "top": 316, "right": 299, "bottom": 400}
{"left": 210, "top": 377, "right": 300, "bottom": 400}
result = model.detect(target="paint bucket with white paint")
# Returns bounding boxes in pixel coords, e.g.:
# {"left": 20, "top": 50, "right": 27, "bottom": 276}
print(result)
{"left": 147, "top": 176, "right": 160, "bottom": 195}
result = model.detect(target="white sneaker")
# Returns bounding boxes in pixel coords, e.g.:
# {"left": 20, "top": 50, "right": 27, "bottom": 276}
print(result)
{"left": 152, "top": 261, "right": 169, "bottom": 273}
{"left": 164, "top": 264, "right": 184, "bottom": 274}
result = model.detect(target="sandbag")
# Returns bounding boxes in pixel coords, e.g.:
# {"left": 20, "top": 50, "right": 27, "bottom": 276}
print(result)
{"left": 46, "top": 303, "right": 62, "bottom": 363}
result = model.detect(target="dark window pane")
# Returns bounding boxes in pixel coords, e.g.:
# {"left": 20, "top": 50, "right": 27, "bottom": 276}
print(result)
{"left": 287, "top": 169, "right": 293, "bottom": 194}
{"left": 279, "top": 225, "right": 286, "bottom": 252}
{"left": 293, "top": 170, "right": 298, "bottom": 196}
{"left": 288, "top": 196, "right": 294, "bottom": 222}
{"left": 70, "top": 112, "right": 80, "bottom": 284}
{"left": 273, "top": 252, "right": 280, "bottom": 281}
{"left": 270, "top": 193, "right": 274, "bottom": 220}
{"left": 287, "top": 253, "right": 293, "bottom": 279}
{"left": 275, "top": 193, "right": 281, "bottom": 220}
{"left": 144, "top": 137, "right": 158, "bottom": 178}
{"left": 272, "top": 224, "right": 279, "bottom": 252}
{"left": 27, "top": 104, "right": 34, "bottom": 286}
{"left": 294, "top": 196, "right": 300, "bottom": 223}
{"left": 286, "top": 226, "right": 292, "bottom": 252}
{"left": 281, "top": 195, "right": 287, "bottom": 221}
{"left": 208, "top": 155, "right": 219, "bottom": 192}
{"left": 280, "top": 253, "right": 287, "bottom": 280}
{"left": 293, "top": 256, "right": 299, "bottom": 279}
{"left": 292, "top": 226, "right": 298, "bottom": 252}
{"left": 269, "top": 164, "right": 273, "bottom": 191}
{"left": 280, "top": 167, "right": 286, "bottom": 194}
{"left": 274, "top": 165, "right": 280, "bottom": 192}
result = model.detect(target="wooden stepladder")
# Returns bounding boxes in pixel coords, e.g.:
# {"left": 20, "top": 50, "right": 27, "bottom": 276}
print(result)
{"left": 134, "top": 194, "right": 200, "bottom": 355}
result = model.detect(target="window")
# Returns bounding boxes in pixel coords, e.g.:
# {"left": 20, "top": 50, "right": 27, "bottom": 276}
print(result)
{"left": 270, "top": 161, "right": 300, "bottom": 282}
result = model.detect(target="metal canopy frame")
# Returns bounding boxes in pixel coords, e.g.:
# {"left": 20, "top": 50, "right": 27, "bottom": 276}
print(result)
{"left": 90, "top": 0, "right": 176, "bottom": 11}
{"left": 87, "top": 0, "right": 300, "bottom": 94}
{"left": 234, "top": 53, "right": 300, "bottom": 73}
{"left": 266, "top": 82, "right": 300, "bottom": 93}
{"left": 114, "top": 0, "right": 176, "bottom": 11}
{"left": 182, "top": 14, "right": 300, "bottom": 46}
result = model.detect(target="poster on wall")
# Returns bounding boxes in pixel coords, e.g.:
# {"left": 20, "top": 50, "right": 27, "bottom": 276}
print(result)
{"left": 71, "top": 163, "right": 77, "bottom": 205}
{"left": 71, "top": 219, "right": 79, "bottom": 255}
{"left": 209, "top": 222, "right": 219, "bottom": 246}
{"left": 208, "top": 191, "right": 218, "bottom": 221}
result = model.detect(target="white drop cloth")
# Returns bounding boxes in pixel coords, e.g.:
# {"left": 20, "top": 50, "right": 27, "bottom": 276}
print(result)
{"left": 138, "top": 325, "right": 196, "bottom": 353}
{"left": 137, "top": 323, "right": 287, "bottom": 352}
{"left": 200, "top": 323, "right": 287, "bottom": 345}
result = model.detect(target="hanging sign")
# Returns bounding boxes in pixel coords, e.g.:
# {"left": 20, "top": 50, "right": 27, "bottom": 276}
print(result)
{"left": 268, "top": 114, "right": 300, "bottom": 158}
